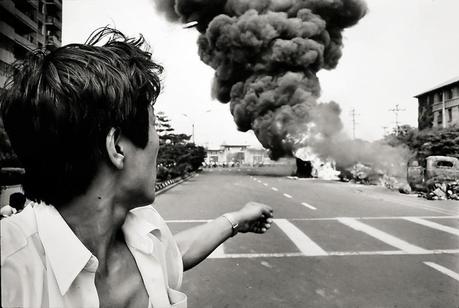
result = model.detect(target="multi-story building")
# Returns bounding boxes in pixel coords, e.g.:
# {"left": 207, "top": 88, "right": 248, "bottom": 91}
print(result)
{"left": 414, "top": 77, "right": 459, "bottom": 130}
{"left": 0, "top": 0, "right": 62, "bottom": 88}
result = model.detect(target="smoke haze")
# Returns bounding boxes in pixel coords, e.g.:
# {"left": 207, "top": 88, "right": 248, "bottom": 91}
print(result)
{"left": 153, "top": 0, "right": 411, "bottom": 179}
{"left": 154, "top": 0, "right": 368, "bottom": 159}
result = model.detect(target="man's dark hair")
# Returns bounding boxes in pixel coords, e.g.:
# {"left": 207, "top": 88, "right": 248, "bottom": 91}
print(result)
{"left": 9, "top": 192, "right": 26, "bottom": 211}
{"left": 1, "top": 28, "right": 163, "bottom": 207}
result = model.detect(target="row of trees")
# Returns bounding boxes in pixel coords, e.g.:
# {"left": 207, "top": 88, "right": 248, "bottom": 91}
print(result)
{"left": 384, "top": 124, "right": 459, "bottom": 165}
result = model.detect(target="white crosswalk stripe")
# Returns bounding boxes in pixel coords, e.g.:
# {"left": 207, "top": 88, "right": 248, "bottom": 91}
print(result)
{"left": 338, "top": 218, "right": 429, "bottom": 254}
{"left": 275, "top": 219, "right": 327, "bottom": 256}
{"left": 403, "top": 217, "right": 459, "bottom": 236}
{"left": 169, "top": 217, "right": 458, "bottom": 258}
{"left": 208, "top": 244, "right": 225, "bottom": 258}
{"left": 424, "top": 262, "right": 459, "bottom": 282}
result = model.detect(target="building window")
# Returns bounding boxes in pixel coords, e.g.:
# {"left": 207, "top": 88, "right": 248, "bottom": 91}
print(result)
{"left": 437, "top": 92, "right": 443, "bottom": 102}
{"left": 437, "top": 110, "right": 443, "bottom": 124}
{"left": 446, "top": 88, "right": 453, "bottom": 100}
{"left": 448, "top": 108, "right": 453, "bottom": 122}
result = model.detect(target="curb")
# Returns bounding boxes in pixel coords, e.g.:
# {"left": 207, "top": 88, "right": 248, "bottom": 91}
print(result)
{"left": 155, "top": 173, "right": 196, "bottom": 196}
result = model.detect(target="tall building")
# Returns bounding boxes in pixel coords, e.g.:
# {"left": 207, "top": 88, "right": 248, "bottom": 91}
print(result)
{"left": 414, "top": 77, "right": 459, "bottom": 130}
{"left": 0, "top": 0, "right": 62, "bottom": 88}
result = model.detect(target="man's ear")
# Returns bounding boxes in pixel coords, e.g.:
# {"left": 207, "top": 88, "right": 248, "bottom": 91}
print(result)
{"left": 106, "top": 127, "right": 124, "bottom": 169}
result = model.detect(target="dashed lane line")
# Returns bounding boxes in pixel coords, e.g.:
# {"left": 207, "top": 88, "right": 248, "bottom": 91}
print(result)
{"left": 403, "top": 217, "right": 459, "bottom": 236}
{"left": 271, "top": 187, "right": 279, "bottom": 192}
{"left": 275, "top": 219, "right": 328, "bottom": 256}
{"left": 301, "top": 202, "right": 317, "bottom": 210}
{"left": 263, "top": 183, "right": 268, "bottom": 186}
{"left": 283, "top": 193, "right": 293, "bottom": 199}
{"left": 424, "top": 262, "right": 459, "bottom": 282}
{"left": 338, "top": 217, "right": 429, "bottom": 254}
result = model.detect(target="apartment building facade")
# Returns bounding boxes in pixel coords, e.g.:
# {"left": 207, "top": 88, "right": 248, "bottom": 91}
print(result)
{"left": 0, "top": 0, "right": 62, "bottom": 87}
{"left": 415, "top": 77, "right": 459, "bottom": 130}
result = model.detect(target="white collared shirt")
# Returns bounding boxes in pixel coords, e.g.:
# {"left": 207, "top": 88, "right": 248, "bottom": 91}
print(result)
{"left": 1, "top": 202, "right": 187, "bottom": 308}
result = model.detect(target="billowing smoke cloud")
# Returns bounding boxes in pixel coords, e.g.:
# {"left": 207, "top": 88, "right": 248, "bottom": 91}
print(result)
{"left": 154, "top": 0, "right": 368, "bottom": 161}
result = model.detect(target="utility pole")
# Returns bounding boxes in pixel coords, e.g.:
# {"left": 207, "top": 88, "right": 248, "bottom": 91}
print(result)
{"left": 389, "top": 104, "right": 406, "bottom": 135}
{"left": 382, "top": 126, "right": 389, "bottom": 136}
{"left": 350, "top": 108, "right": 359, "bottom": 140}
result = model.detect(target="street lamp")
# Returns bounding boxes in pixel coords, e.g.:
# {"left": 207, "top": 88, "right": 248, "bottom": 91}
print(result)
{"left": 182, "top": 109, "right": 211, "bottom": 144}
{"left": 181, "top": 113, "right": 195, "bottom": 144}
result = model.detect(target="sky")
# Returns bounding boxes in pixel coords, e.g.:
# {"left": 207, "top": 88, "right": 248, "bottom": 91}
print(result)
{"left": 63, "top": 0, "right": 459, "bottom": 148}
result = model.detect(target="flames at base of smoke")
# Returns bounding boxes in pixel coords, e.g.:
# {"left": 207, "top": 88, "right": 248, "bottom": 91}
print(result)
{"left": 311, "top": 134, "right": 412, "bottom": 179}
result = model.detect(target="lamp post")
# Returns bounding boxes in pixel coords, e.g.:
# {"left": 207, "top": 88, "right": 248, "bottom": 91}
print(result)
{"left": 181, "top": 113, "right": 195, "bottom": 144}
{"left": 182, "top": 109, "right": 211, "bottom": 144}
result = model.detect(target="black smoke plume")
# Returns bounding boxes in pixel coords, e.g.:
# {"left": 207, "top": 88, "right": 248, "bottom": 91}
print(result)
{"left": 154, "top": 0, "right": 367, "bottom": 160}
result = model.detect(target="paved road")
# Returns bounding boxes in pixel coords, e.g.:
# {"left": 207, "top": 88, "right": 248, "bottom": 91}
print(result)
{"left": 154, "top": 168, "right": 459, "bottom": 308}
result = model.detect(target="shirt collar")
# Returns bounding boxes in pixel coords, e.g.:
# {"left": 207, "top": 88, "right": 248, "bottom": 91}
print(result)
{"left": 33, "top": 202, "right": 93, "bottom": 295}
{"left": 122, "top": 205, "right": 162, "bottom": 254}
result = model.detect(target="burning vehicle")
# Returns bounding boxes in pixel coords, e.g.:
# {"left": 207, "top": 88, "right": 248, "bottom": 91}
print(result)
{"left": 408, "top": 156, "right": 459, "bottom": 200}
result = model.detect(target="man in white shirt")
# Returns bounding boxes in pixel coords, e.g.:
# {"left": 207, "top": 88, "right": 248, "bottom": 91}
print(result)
{"left": 1, "top": 28, "right": 273, "bottom": 308}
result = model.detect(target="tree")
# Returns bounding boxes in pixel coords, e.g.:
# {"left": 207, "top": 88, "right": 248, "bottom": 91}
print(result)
{"left": 155, "top": 111, "right": 206, "bottom": 181}
{"left": 155, "top": 111, "right": 174, "bottom": 137}
{"left": 383, "top": 125, "right": 459, "bottom": 166}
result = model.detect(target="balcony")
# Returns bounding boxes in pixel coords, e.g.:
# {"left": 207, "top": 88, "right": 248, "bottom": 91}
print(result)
{"left": 432, "top": 97, "right": 459, "bottom": 112}
{"left": 15, "top": 6, "right": 38, "bottom": 32}
{"left": 45, "top": 16, "right": 61, "bottom": 29}
{"left": 25, "top": 0, "right": 39, "bottom": 9}
{"left": 0, "top": 0, "right": 16, "bottom": 18}
{"left": 0, "top": 21, "right": 15, "bottom": 42}
{"left": 14, "top": 33, "right": 35, "bottom": 52}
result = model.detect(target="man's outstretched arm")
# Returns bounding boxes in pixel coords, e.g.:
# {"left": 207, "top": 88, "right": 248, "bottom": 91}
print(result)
{"left": 174, "top": 202, "right": 273, "bottom": 271}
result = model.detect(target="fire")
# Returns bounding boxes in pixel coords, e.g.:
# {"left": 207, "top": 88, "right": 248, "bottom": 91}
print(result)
{"left": 294, "top": 147, "right": 340, "bottom": 180}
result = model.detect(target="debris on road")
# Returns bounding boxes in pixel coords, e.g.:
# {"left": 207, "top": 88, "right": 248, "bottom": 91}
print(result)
{"left": 417, "top": 180, "right": 459, "bottom": 200}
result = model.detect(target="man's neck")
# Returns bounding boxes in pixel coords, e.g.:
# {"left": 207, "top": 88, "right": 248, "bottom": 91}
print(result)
{"left": 59, "top": 171, "right": 127, "bottom": 273}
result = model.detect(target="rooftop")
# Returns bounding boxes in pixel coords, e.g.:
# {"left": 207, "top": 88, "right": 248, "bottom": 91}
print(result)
{"left": 414, "top": 76, "right": 459, "bottom": 98}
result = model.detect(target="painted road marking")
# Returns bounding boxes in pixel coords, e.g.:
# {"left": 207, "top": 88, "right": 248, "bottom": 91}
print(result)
{"left": 283, "top": 193, "right": 293, "bottom": 199}
{"left": 207, "top": 249, "right": 459, "bottom": 259}
{"left": 275, "top": 219, "right": 327, "bottom": 256}
{"left": 404, "top": 217, "right": 459, "bottom": 236}
{"left": 263, "top": 183, "right": 268, "bottom": 186}
{"left": 271, "top": 187, "right": 279, "bottom": 192}
{"left": 301, "top": 202, "right": 317, "bottom": 210}
{"left": 166, "top": 216, "right": 459, "bottom": 223}
{"left": 424, "top": 262, "right": 459, "bottom": 282}
{"left": 208, "top": 244, "right": 225, "bottom": 258}
{"left": 338, "top": 218, "right": 429, "bottom": 254}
